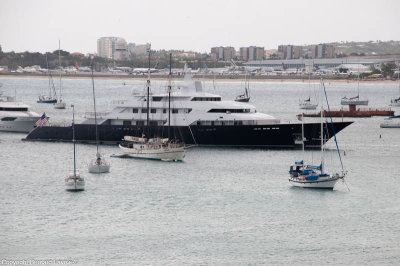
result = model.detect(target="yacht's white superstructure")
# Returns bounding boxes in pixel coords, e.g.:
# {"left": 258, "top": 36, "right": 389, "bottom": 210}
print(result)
{"left": 0, "top": 92, "right": 41, "bottom": 132}
{"left": 82, "top": 74, "right": 280, "bottom": 128}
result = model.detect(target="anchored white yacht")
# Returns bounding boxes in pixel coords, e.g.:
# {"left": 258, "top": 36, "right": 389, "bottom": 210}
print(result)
{"left": 0, "top": 92, "right": 41, "bottom": 132}
{"left": 24, "top": 73, "right": 352, "bottom": 148}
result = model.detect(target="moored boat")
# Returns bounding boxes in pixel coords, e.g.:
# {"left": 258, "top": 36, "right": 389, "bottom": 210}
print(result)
{"left": 289, "top": 79, "right": 346, "bottom": 189}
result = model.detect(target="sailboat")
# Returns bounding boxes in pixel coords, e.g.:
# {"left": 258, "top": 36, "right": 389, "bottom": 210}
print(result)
{"left": 88, "top": 65, "right": 110, "bottom": 173}
{"left": 389, "top": 70, "right": 400, "bottom": 107}
{"left": 299, "top": 73, "right": 318, "bottom": 110}
{"left": 38, "top": 54, "right": 57, "bottom": 104}
{"left": 341, "top": 67, "right": 368, "bottom": 105}
{"left": 235, "top": 71, "right": 250, "bottom": 102}
{"left": 54, "top": 40, "right": 66, "bottom": 109}
{"left": 289, "top": 79, "right": 346, "bottom": 189}
{"left": 119, "top": 50, "right": 186, "bottom": 161}
{"left": 65, "top": 104, "right": 85, "bottom": 191}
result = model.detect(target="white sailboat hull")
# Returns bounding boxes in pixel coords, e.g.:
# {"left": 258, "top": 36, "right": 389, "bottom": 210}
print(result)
{"left": 88, "top": 163, "right": 110, "bottom": 173}
{"left": 65, "top": 175, "right": 85, "bottom": 191}
{"left": 119, "top": 145, "right": 185, "bottom": 161}
{"left": 289, "top": 175, "right": 342, "bottom": 189}
{"left": 54, "top": 101, "right": 66, "bottom": 109}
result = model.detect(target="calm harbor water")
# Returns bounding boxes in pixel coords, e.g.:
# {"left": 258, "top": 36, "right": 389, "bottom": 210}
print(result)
{"left": 1, "top": 76, "right": 400, "bottom": 265}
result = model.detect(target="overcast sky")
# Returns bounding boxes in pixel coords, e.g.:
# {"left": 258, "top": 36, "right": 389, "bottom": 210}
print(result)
{"left": 1, "top": 0, "right": 399, "bottom": 54}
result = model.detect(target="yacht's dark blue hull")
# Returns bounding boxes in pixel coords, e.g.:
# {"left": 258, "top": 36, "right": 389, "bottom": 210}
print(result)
{"left": 23, "top": 121, "right": 352, "bottom": 148}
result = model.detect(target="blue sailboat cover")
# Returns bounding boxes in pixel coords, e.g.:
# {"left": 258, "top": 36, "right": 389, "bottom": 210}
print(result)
{"left": 295, "top": 160, "right": 303, "bottom": 165}
{"left": 306, "top": 163, "right": 322, "bottom": 170}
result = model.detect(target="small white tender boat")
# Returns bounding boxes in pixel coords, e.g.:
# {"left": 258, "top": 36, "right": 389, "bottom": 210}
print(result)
{"left": 380, "top": 115, "right": 400, "bottom": 128}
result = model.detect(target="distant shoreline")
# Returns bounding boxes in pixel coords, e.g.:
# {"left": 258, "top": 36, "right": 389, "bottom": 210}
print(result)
{"left": 0, "top": 72, "right": 397, "bottom": 84}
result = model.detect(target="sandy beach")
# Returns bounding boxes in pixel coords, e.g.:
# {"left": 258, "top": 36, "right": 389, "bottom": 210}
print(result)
{"left": 0, "top": 72, "right": 397, "bottom": 84}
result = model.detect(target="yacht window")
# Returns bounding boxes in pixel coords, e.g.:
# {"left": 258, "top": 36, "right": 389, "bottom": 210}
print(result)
{"left": 185, "top": 108, "right": 192, "bottom": 114}
{"left": 1, "top": 117, "right": 17, "bottom": 121}
{"left": 151, "top": 109, "right": 157, "bottom": 113}
{"left": 172, "top": 109, "right": 178, "bottom": 114}
{"left": 153, "top": 97, "right": 163, "bottom": 101}
{"left": 149, "top": 121, "right": 158, "bottom": 126}
{"left": 123, "top": 121, "right": 131, "bottom": 126}
{"left": 163, "top": 109, "right": 167, "bottom": 114}
{"left": 132, "top": 108, "right": 138, "bottom": 113}
{"left": 208, "top": 109, "right": 249, "bottom": 113}
{"left": 0, "top": 107, "right": 28, "bottom": 111}
{"left": 136, "top": 121, "right": 145, "bottom": 126}
{"left": 142, "top": 108, "right": 147, "bottom": 113}
{"left": 191, "top": 97, "right": 221, "bottom": 101}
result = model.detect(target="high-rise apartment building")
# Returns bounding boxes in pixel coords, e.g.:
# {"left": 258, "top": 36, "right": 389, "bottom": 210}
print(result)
{"left": 210, "top": 46, "right": 236, "bottom": 61}
{"left": 97, "top": 37, "right": 128, "bottom": 60}
{"left": 240, "top": 47, "right": 249, "bottom": 61}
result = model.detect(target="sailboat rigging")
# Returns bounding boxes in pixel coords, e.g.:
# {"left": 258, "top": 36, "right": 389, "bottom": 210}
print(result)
{"left": 235, "top": 71, "right": 250, "bottom": 102}
{"left": 341, "top": 65, "right": 369, "bottom": 105}
{"left": 65, "top": 104, "right": 85, "bottom": 191}
{"left": 299, "top": 72, "right": 318, "bottom": 110}
{"left": 389, "top": 69, "right": 400, "bottom": 107}
{"left": 289, "top": 79, "right": 347, "bottom": 189}
{"left": 37, "top": 54, "right": 57, "bottom": 104}
{"left": 88, "top": 63, "right": 110, "bottom": 173}
{"left": 54, "top": 40, "right": 66, "bottom": 109}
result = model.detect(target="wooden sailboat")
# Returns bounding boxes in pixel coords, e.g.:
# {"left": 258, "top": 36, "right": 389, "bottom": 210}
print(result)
{"left": 65, "top": 104, "right": 85, "bottom": 191}
{"left": 54, "top": 40, "right": 66, "bottom": 109}
{"left": 119, "top": 49, "right": 186, "bottom": 161}
{"left": 289, "top": 79, "right": 346, "bottom": 189}
{"left": 88, "top": 64, "right": 110, "bottom": 173}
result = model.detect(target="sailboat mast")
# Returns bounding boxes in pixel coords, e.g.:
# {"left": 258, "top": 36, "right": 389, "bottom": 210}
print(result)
{"left": 357, "top": 64, "right": 360, "bottom": 98}
{"left": 168, "top": 53, "right": 172, "bottom": 140}
{"left": 320, "top": 79, "right": 324, "bottom": 174}
{"left": 72, "top": 104, "right": 76, "bottom": 177}
{"left": 91, "top": 64, "right": 99, "bottom": 154}
{"left": 58, "top": 40, "right": 62, "bottom": 99}
{"left": 146, "top": 44, "right": 150, "bottom": 136}
{"left": 301, "top": 112, "right": 304, "bottom": 159}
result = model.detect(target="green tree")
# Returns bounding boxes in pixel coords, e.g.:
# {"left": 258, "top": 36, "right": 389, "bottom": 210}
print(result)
{"left": 380, "top": 62, "right": 397, "bottom": 77}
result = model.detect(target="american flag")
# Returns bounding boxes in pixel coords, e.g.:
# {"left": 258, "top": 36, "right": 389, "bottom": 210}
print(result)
{"left": 35, "top": 113, "right": 48, "bottom": 126}
{"left": 297, "top": 114, "right": 303, "bottom": 121}
{"left": 146, "top": 43, "right": 151, "bottom": 54}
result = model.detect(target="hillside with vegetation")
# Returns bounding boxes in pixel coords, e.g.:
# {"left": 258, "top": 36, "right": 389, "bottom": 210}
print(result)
{"left": 331, "top": 40, "right": 400, "bottom": 56}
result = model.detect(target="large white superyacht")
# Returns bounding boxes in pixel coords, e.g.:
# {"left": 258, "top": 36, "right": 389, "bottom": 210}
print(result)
{"left": 24, "top": 73, "right": 352, "bottom": 148}
{"left": 0, "top": 91, "right": 41, "bottom": 132}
